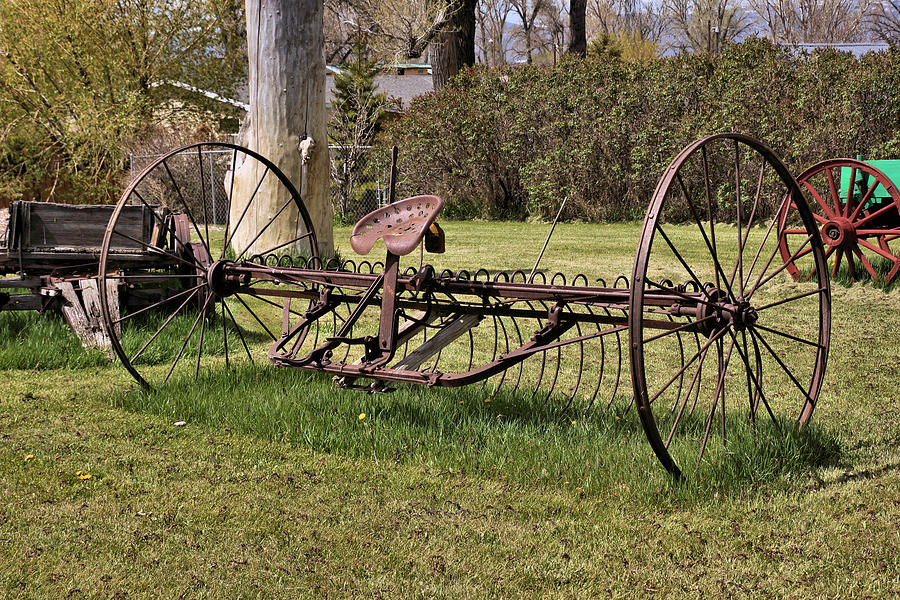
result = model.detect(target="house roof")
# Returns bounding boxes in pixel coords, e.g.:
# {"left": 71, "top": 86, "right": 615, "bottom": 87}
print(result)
{"left": 158, "top": 62, "right": 434, "bottom": 116}
{"left": 325, "top": 72, "right": 433, "bottom": 110}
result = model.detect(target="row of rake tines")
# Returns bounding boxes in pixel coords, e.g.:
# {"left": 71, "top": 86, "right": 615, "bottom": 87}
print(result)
{"left": 247, "top": 254, "right": 707, "bottom": 417}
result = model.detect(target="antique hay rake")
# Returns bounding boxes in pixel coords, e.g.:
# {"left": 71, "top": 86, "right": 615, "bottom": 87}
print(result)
{"left": 98, "top": 133, "right": 831, "bottom": 477}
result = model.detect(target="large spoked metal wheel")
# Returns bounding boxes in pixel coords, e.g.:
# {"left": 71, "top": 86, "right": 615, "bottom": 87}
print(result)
{"left": 630, "top": 133, "right": 831, "bottom": 477}
{"left": 99, "top": 142, "right": 318, "bottom": 388}
{"left": 778, "top": 158, "right": 900, "bottom": 283}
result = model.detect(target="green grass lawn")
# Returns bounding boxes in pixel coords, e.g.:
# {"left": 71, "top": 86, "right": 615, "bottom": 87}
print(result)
{"left": 2, "top": 221, "right": 900, "bottom": 598}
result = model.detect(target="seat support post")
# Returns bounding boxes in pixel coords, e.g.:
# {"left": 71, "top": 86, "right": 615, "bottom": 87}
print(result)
{"left": 370, "top": 250, "right": 400, "bottom": 367}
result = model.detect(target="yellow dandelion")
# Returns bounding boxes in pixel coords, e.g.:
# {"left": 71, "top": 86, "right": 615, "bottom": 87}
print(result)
{"left": 24, "top": 454, "right": 34, "bottom": 461}
{"left": 484, "top": 398, "right": 492, "bottom": 403}
{"left": 78, "top": 473, "right": 92, "bottom": 480}
{"left": 571, "top": 420, "right": 577, "bottom": 425}
{"left": 358, "top": 413, "right": 366, "bottom": 420}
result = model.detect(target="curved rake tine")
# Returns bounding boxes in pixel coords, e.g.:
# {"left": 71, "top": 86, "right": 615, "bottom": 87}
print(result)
{"left": 561, "top": 317, "right": 585, "bottom": 412}
{"left": 606, "top": 307, "right": 626, "bottom": 411}
{"left": 480, "top": 312, "right": 501, "bottom": 396}
{"left": 507, "top": 312, "right": 526, "bottom": 396}
{"left": 493, "top": 312, "right": 513, "bottom": 391}
{"left": 582, "top": 305, "right": 606, "bottom": 413}
{"left": 541, "top": 343, "right": 563, "bottom": 409}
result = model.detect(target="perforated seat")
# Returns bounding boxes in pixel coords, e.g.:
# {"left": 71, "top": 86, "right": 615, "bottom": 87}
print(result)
{"left": 350, "top": 195, "right": 444, "bottom": 256}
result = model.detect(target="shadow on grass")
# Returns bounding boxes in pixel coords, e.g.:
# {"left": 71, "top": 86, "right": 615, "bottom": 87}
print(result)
{"left": 116, "top": 363, "right": 844, "bottom": 502}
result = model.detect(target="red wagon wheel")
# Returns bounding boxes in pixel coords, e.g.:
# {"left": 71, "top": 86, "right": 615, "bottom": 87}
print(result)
{"left": 630, "top": 133, "right": 831, "bottom": 477}
{"left": 778, "top": 158, "right": 900, "bottom": 283}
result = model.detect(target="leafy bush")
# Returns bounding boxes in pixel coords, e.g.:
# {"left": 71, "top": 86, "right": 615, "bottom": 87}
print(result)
{"left": 384, "top": 39, "right": 900, "bottom": 222}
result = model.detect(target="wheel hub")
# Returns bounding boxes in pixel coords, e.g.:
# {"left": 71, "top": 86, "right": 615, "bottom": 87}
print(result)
{"left": 697, "top": 290, "right": 758, "bottom": 335}
{"left": 821, "top": 217, "right": 856, "bottom": 248}
{"left": 207, "top": 260, "right": 248, "bottom": 297}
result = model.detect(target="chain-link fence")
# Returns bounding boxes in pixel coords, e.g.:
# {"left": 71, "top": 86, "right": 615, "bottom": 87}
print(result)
{"left": 129, "top": 149, "right": 233, "bottom": 224}
{"left": 329, "top": 145, "right": 394, "bottom": 225}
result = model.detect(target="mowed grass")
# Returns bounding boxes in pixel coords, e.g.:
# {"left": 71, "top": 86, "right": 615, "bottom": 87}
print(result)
{"left": 1, "top": 220, "right": 900, "bottom": 597}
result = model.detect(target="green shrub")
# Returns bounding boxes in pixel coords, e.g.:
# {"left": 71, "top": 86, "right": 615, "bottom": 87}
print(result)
{"left": 384, "top": 39, "right": 900, "bottom": 222}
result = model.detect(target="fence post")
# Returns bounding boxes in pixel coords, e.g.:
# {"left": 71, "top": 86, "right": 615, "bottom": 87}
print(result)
{"left": 208, "top": 152, "right": 217, "bottom": 223}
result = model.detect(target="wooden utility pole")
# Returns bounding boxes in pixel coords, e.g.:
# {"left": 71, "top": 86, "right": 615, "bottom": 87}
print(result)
{"left": 230, "top": 0, "right": 334, "bottom": 258}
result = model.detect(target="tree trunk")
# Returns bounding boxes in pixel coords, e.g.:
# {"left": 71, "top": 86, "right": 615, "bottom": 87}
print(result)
{"left": 568, "top": 0, "right": 587, "bottom": 57}
{"left": 431, "top": 0, "right": 477, "bottom": 90}
{"left": 230, "top": 0, "right": 334, "bottom": 258}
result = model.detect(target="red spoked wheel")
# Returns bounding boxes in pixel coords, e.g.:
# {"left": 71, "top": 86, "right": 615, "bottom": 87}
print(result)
{"left": 778, "top": 158, "right": 900, "bottom": 283}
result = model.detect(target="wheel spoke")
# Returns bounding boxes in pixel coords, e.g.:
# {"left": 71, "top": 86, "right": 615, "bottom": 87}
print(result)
{"left": 222, "top": 299, "right": 254, "bottom": 363}
{"left": 754, "top": 286, "right": 827, "bottom": 313}
{"left": 675, "top": 173, "right": 735, "bottom": 299}
{"left": 701, "top": 146, "right": 720, "bottom": 292}
{"left": 220, "top": 148, "right": 238, "bottom": 260}
{"left": 224, "top": 165, "right": 270, "bottom": 254}
{"left": 733, "top": 140, "right": 745, "bottom": 296}
{"left": 731, "top": 159, "right": 766, "bottom": 295}
{"left": 110, "top": 228, "right": 206, "bottom": 273}
{"left": 858, "top": 238, "right": 898, "bottom": 261}
{"left": 749, "top": 328, "right": 817, "bottom": 411}
{"left": 195, "top": 294, "right": 209, "bottom": 380}
{"left": 253, "top": 231, "right": 314, "bottom": 258}
{"left": 164, "top": 293, "right": 214, "bottom": 384}
{"left": 698, "top": 335, "right": 735, "bottom": 463}
{"left": 747, "top": 234, "right": 814, "bottom": 298}
{"left": 113, "top": 282, "right": 206, "bottom": 325}
{"left": 825, "top": 167, "right": 842, "bottom": 216}
{"left": 728, "top": 328, "right": 779, "bottom": 430}
{"left": 831, "top": 247, "right": 843, "bottom": 278}
{"left": 744, "top": 193, "right": 791, "bottom": 290}
{"left": 198, "top": 147, "right": 212, "bottom": 258}
{"left": 163, "top": 159, "right": 213, "bottom": 261}
{"left": 844, "top": 166, "right": 856, "bottom": 218}
{"left": 654, "top": 224, "right": 712, "bottom": 298}
{"left": 852, "top": 245, "right": 879, "bottom": 280}
{"left": 848, "top": 179, "right": 879, "bottom": 222}
{"left": 648, "top": 327, "right": 728, "bottom": 406}
{"left": 130, "top": 288, "right": 200, "bottom": 364}
{"left": 856, "top": 201, "right": 897, "bottom": 228}
{"left": 665, "top": 338, "right": 714, "bottom": 448}
{"left": 801, "top": 181, "right": 836, "bottom": 220}
{"left": 234, "top": 196, "right": 297, "bottom": 261}
{"left": 752, "top": 323, "right": 824, "bottom": 348}
{"left": 221, "top": 299, "right": 229, "bottom": 367}
{"left": 232, "top": 293, "right": 277, "bottom": 341}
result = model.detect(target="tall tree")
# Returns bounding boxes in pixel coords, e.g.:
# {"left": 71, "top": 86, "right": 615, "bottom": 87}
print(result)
{"left": 587, "top": 0, "right": 668, "bottom": 41}
{"left": 569, "top": 0, "right": 588, "bottom": 55}
{"left": 664, "top": 0, "right": 752, "bottom": 53}
{"left": 511, "top": 0, "right": 547, "bottom": 64}
{"left": 324, "top": 0, "right": 462, "bottom": 64}
{"left": 329, "top": 51, "right": 389, "bottom": 222}
{"left": 873, "top": 0, "right": 900, "bottom": 43}
{"left": 749, "top": 0, "right": 873, "bottom": 42}
{"left": 231, "top": 0, "right": 334, "bottom": 257}
{"left": 431, "top": 0, "right": 478, "bottom": 89}
{"left": 476, "top": 0, "right": 514, "bottom": 66}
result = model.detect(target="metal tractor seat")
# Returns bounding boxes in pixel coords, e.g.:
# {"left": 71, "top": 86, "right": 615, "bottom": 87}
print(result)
{"left": 350, "top": 195, "right": 444, "bottom": 257}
